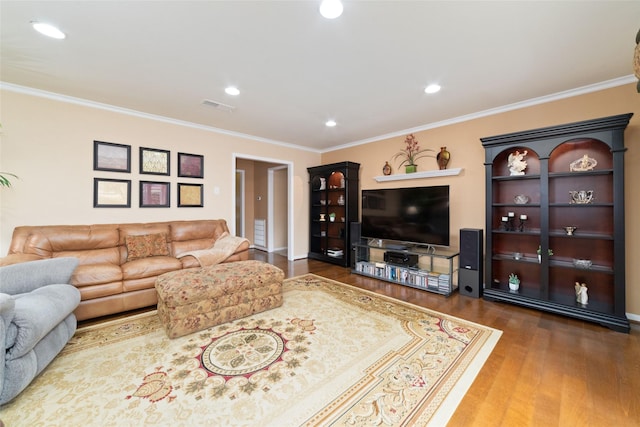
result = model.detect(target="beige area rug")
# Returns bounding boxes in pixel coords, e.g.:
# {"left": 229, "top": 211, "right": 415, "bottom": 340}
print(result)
{"left": 1, "top": 274, "right": 501, "bottom": 426}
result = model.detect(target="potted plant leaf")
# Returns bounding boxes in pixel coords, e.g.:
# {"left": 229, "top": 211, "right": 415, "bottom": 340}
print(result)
{"left": 508, "top": 273, "right": 520, "bottom": 291}
{"left": 536, "top": 245, "right": 553, "bottom": 263}
{"left": 0, "top": 172, "right": 18, "bottom": 188}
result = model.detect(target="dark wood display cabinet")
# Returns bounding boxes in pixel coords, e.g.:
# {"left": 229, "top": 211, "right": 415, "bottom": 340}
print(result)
{"left": 307, "top": 161, "right": 360, "bottom": 267}
{"left": 481, "top": 113, "right": 632, "bottom": 333}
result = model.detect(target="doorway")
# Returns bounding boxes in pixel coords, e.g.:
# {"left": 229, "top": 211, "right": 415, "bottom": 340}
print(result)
{"left": 233, "top": 154, "right": 293, "bottom": 260}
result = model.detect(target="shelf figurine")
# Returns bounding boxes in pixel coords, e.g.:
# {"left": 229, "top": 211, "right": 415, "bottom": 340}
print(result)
{"left": 507, "top": 150, "right": 528, "bottom": 176}
{"left": 575, "top": 282, "right": 588, "bottom": 305}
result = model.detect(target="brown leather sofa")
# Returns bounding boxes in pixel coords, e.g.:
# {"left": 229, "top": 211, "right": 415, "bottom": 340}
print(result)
{"left": 0, "top": 219, "right": 249, "bottom": 320}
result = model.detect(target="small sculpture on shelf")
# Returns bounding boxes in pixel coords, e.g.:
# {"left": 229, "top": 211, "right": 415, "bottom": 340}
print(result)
{"left": 564, "top": 226, "right": 577, "bottom": 236}
{"left": 507, "top": 150, "right": 528, "bottom": 176}
{"left": 569, "top": 154, "right": 597, "bottom": 172}
{"left": 575, "top": 282, "right": 588, "bottom": 305}
{"left": 569, "top": 190, "right": 594, "bottom": 204}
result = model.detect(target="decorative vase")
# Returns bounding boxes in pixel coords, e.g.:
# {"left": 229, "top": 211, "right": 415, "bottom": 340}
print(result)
{"left": 382, "top": 161, "right": 392, "bottom": 176}
{"left": 437, "top": 147, "right": 450, "bottom": 170}
{"left": 509, "top": 280, "right": 520, "bottom": 291}
{"left": 405, "top": 164, "right": 417, "bottom": 174}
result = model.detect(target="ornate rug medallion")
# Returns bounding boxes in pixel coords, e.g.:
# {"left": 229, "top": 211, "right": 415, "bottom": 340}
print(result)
{"left": 1, "top": 274, "right": 501, "bottom": 427}
{"left": 200, "top": 328, "right": 286, "bottom": 377}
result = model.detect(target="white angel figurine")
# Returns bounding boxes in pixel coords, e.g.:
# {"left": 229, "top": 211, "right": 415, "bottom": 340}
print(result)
{"left": 508, "top": 150, "right": 528, "bottom": 176}
{"left": 575, "top": 282, "right": 588, "bottom": 305}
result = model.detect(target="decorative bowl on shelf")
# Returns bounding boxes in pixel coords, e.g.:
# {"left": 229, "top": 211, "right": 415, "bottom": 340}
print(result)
{"left": 573, "top": 259, "right": 593, "bottom": 269}
{"left": 514, "top": 194, "right": 529, "bottom": 204}
{"left": 569, "top": 190, "right": 594, "bottom": 204}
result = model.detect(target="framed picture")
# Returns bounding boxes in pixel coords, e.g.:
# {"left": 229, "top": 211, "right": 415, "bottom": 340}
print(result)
{"left": 178, "top": 183, "right": 203, "bottom": 207}
{"left": 140, "top": 181, "right": 170, "bottom": 207}
{"left": 140, "top": 147, "right": 170, "bottom": 175}
{"left": 94, "top": 141, "right": 131, "bottom": 173}
{"left": 93, "top": 178, "right": 131, "bottom": 208}
{"left": 178, "top": 152, "right": 204, "bottom": 178}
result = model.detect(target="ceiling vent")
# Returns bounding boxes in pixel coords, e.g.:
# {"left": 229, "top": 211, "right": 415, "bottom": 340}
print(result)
{"left": 202, "top": 99, "right": 236, "bottom": 113}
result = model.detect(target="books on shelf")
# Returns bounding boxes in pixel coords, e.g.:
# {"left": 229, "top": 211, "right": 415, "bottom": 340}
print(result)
{"left": 354, "top": 261, "right": 451, "bottom": 292}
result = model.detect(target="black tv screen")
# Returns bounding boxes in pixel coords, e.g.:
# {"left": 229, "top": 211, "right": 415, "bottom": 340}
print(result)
{"left": 361, "top": 185, "right": 450, "bottom": 247}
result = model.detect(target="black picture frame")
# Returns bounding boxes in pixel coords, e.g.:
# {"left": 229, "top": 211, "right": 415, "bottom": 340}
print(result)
{"left": 178, "top": 183, "right": 203, "bottom": 207}
{"left": 178, "top": 152, "right": 204, "bottom": 178}
{"left": 140, "top": 147, "right": 170, "bottom": 176}
{"left": 94, "top": 141, "right": 131, "bottom": 173}
{"left": 93, "top": 178, "right": 131, "bottom": 208}
{"left": 139, "top": 181, "right": 170, "bottom": 207}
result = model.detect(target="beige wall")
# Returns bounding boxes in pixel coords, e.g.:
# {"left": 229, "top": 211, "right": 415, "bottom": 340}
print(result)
{"left": 0, "top": 89, "right": 319, "bottom": 259}
{"left": 322, "top": 83, "right": 640, "bottom": 318}
{"left": 2, "top": 83, "right": 638, "bottom": 317}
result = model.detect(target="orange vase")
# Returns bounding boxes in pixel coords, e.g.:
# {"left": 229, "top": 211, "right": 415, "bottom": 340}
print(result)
{"left": 437, "top": 147, "right": 450, "bottom": 170}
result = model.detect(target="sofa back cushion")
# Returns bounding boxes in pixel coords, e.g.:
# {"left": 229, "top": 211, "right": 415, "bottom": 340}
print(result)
{"left": 21, "top": 225, "right": 120, "bottom": 265}
{"left": 170, "top": 220, "right": 229, "bottom": 256}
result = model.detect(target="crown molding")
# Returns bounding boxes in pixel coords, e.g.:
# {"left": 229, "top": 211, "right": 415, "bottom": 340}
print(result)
{"left": 327, "top": 75, "right": 637, "bottom": 153}
{"left": 2, "top": 75, "right": 634, "bottom": 155}
{"left": 0, "top": 81, "right": 322, "bottom": 154}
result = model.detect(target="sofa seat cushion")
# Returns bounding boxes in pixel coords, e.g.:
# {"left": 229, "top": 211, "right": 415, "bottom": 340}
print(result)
{"left": 6, "top": 284, "right": 81, "bottom": 360}
{"left": 71, "top": 263, "right": 122, "bottom": 287}
{"left": 121, "top": 256, "right": 183, "bottom": 281}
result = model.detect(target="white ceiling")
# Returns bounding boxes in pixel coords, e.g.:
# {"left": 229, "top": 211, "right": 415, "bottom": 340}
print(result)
{"left": 2, "top": 1, "right": 639, "bottom": 152}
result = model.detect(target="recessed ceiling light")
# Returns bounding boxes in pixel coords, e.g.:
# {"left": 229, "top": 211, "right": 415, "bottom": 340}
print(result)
{"left": 225, "top": 86, "right": 240, "bottom": 96}
{"left": 319, "top": 0, "right": 343, "bottom": 19}
{"left": 31, "top": 21, "right": 66, "bottom": 39}
{"left": 325, "top": 120, "right": 337, "bottom": 127}
{"left": 425, "top": 84, "right": 441, "bottom": 94}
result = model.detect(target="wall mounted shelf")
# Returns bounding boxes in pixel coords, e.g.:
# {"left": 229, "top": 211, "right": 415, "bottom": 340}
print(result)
{"left": 374, "top": 167, "right": 463, "bottom": 182}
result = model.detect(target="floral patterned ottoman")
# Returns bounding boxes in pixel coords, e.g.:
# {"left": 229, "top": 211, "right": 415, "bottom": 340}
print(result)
{"left": 155, "top": 260, "right": 284, "bottom": 338}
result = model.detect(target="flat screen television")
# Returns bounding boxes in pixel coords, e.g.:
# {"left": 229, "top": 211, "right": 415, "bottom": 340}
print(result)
{"left": 361, "top": 185, "right": 450, "bottom": 247}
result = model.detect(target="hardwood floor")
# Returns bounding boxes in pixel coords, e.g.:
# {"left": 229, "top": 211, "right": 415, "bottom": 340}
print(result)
{"left": 79, "top": 250, "right": 640, "bottom": 425}
{"left": 251, "top": 250, "right": 640, "bottom": 426}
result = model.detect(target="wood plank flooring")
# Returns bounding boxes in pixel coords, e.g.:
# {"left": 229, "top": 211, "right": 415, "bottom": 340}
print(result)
{"left": 252, "top": 250, "right": 640, "bottom": 426}
{"left": 80, "top": 250, "right": 640, "bottom": 426}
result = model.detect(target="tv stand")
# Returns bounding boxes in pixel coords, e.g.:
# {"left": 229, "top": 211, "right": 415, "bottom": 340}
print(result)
{"left": 352, "top": 242, "right": 459, "bottom": 296}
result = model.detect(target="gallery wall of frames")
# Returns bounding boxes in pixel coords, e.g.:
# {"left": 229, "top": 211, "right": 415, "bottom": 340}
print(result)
{"left": 92, "top": 140, "right": 204, "bottom": 208}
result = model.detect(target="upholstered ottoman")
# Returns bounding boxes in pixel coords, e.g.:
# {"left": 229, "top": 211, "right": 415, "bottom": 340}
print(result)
{"left": 155, "top": 260, "right": 284, "bottom": 338}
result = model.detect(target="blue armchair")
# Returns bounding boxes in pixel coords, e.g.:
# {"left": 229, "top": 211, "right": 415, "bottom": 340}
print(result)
{"left": 0, "top": 257, "right": 81, "bottom": 405}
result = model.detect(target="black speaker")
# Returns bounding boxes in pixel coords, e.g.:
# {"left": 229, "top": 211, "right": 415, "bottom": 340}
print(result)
{"left": 459, "top": 228, "right": 483, "bottom": 298}
{"left": 460, "top": 228, "right": 482, "bottom": 270}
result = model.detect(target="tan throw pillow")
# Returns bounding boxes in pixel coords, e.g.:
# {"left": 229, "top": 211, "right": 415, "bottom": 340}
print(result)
{"left": 125, "top": 233, "right": 169, "bottom": 261}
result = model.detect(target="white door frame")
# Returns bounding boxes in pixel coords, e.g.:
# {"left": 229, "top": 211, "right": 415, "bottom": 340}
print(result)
{"left": 267, "top": 165, "right": 287, "bottom": 253}
{"left": 232, "top": 153, "right": 294, "bottom": 260}
{"left": 235, "top": 169, "right": 245, "bottom": 238}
